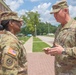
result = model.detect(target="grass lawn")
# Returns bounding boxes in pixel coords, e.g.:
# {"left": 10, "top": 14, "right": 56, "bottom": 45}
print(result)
{"left": 18, "top": 36, "right": 30, "bottom": 44}
{"left": 33, "top": 37, "right": 50, "bottom": 52}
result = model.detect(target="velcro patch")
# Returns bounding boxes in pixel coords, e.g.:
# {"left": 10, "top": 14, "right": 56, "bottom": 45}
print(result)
{"left": 8, "top": 48, "right": 16, "bottom": 56}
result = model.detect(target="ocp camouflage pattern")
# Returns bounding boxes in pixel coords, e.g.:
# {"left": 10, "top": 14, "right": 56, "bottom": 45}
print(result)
{"left": 54, "top": 19, "right": 76, "bottom": 75}
{"left": 0, "top": 30, "right": 27, "bottom": 75}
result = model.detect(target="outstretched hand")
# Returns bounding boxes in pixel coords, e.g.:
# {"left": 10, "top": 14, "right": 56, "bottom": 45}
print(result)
{"left": 43, "top": 44, "right": 64, "bottom": 56}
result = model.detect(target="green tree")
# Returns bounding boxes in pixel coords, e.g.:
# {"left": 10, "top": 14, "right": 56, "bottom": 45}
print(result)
{"left": 74, "top": 17, "right": 76, "bottom": 20}
{"left": 37, "top": 22, "right": 57, "bottom": 35}
{"left": 22, "top": 11, "right": 40, "bottom": 35}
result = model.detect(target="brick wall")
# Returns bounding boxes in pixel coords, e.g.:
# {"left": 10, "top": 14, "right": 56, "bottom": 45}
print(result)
{"left": 0, "top": 0, "right": 11, "bottom": 12}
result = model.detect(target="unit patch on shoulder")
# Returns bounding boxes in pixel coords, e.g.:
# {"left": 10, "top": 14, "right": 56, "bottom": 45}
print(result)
{"left": 8, "top": 48, "right": 16, "bottom": 56}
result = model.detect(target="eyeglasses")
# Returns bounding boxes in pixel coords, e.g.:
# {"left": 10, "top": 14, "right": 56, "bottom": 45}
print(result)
{"left": 13, "top": 20, "right": 23, "bottom": 26}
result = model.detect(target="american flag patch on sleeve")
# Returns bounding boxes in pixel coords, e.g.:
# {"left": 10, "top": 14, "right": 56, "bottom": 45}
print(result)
{"left": 8, "top": 48, "right": 16, "bottom": 56}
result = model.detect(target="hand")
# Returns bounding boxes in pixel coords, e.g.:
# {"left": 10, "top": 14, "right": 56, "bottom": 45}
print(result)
{"left": 43, "top": 44, "right": 64, "bottom": 56}
{"left": 43, "top": 47, "right": 50, "bottom": 54}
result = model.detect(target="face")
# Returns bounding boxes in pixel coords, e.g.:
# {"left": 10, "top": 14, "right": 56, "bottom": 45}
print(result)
{"left": 11, "top": 20, "right": 23, "bottom": 33}
{"left": 54, "top": 9, "right": 66, "bottom": 23}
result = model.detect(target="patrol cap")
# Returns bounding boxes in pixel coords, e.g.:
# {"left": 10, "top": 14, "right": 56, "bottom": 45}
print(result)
{"left": 50, "top": 0, "right": 68, "bottom": 14}
{"left": 0, "top": 11, "right": 23, "bottom": 21}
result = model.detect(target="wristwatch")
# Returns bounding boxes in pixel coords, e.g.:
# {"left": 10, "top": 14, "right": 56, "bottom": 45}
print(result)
{"left": 62, "top": 49, "right": 66, "bottom": 55}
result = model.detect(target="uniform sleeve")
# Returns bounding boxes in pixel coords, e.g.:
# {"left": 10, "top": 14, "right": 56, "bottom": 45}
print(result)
{"left": 1, "top": 35, "right": 27, "bottom": 68}
{"left": 65, "top": 47, "right": 76, "bottom": 58}
{"left": 65, "top": 28, "right": 76, "bottom": 58}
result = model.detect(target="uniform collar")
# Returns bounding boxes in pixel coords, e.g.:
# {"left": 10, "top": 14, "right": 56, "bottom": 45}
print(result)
{"left": 3, "top": 30, "right": 18, "bottom": 40}
{"left": 61, "top": 19, "right": 74, "bottom": 31}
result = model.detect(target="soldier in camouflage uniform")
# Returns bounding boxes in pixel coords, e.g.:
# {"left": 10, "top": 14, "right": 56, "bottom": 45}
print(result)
{"left": 43, "top": 0, "right": 76, "bottom": 75}
{"left": 0, "top": 11, "right": 27, "bottom": 75}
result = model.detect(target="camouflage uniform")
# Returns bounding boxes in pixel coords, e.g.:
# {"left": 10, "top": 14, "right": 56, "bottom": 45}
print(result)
{"left": 0, "top": 11, "right": 28, "bottom": 75}
{"left": 50, "top": 1, "right": 76, "bottom": 75}
{"left": 54, "top": 19, "right": 76, "bottom": 75}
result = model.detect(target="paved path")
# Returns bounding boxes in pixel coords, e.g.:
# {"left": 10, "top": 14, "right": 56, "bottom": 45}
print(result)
{"left": 37, "top": 36, "right": 54, "bottom": 46}
{"left": 27, "top": 52, "right": 55, "bottom": 75}
{"left": 23, "top": 36, "right": 55, "bottom": 75}
{"left": 24, "top": 37, "right": 33, "bottom": 53}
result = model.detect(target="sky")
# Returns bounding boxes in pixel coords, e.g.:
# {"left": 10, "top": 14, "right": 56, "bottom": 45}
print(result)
{"left": 4, "top": 0, "right": 76, "bottom": 26}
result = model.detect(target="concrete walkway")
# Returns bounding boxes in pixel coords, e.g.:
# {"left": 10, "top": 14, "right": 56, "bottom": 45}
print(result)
{"left": 27, "top": 52, "right": 55, "bottom": 75}
{"left": 37, "top": 36, "right": 54, "bottom": 46}
{"left": 24, "top": 36, "right": 33, "bottom": 53}
{"left": 23, "top": 36, "right": 55, "bottom": 75}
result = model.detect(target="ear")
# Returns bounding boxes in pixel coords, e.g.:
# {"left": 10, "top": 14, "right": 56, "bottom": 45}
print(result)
{"left": 64, "top": 8, "right": 68, "bottom": 13}
{"left": 9, "top": 20, "right": 13, "bottom": 27}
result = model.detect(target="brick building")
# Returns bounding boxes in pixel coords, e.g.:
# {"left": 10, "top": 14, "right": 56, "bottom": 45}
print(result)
{"left": 0, "top": 0, "right": 11, "bottom": 12}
